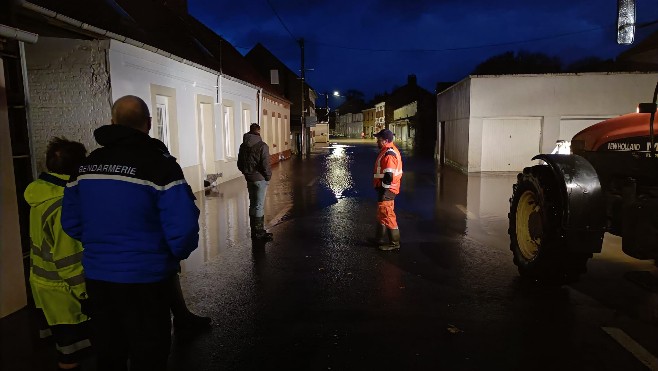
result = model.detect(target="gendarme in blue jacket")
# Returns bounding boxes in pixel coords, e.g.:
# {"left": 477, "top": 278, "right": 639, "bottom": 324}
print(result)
{"left": 62, "top": 124, "right": 200, "bottom": 283}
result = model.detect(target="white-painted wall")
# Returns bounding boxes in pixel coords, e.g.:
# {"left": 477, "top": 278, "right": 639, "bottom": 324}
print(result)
{"left": 437, "top": 80, "right": 470, "bottom": 171}
{"left": 437, "top": 72, "right": 658, "bottom": 172}
{"left": 24, "top": 37, "right": 112, "bottom": 171}
{"left": 394, "top": 101, "right": 417, "bottom": 120}
{"left": 261, "top": 94, "right": 290, "bottom": 158}
{"left": 107, "top": 41, "right": 259, "bottom": 191}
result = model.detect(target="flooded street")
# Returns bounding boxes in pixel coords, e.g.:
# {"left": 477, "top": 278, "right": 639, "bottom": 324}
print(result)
{"left": 171, "top": 139, "right": 658, "bottom": 371}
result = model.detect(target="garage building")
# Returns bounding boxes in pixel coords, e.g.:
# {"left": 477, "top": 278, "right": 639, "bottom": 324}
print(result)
{"left": 436, "top": 72, "right": 658, "bottom": 172}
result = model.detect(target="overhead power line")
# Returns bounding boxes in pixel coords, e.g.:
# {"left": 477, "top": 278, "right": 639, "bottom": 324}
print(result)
{"left": 309, "top": 25, "right": 611, "bottom": 52}
{"left": 265, "top": 0, "right": 297, "bottom": 42}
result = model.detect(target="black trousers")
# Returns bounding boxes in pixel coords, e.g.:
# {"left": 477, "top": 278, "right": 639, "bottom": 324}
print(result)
{"left": 86, "top": 276, "right": 174, "bottom": 371}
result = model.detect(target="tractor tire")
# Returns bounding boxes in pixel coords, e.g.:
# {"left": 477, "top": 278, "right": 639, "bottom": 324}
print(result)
{"left": 508, "top": 165, "right": 591, "bottom": 284}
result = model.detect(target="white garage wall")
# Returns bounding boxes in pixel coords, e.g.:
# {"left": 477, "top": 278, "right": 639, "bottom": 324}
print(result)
{"left": 480, "top": 118, "right": 541, "bottom": 171}
{"left": 437, "top": 80, "right": 471, "bottom": 171}
{"left": 470, "top": 73, "right": 658, "bottom": 156}
{"left": 439, "top": 72, "right": 658, "bottom": 172}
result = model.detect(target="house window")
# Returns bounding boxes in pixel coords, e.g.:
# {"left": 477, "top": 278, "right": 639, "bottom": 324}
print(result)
{"left": 153, "top": 95, "right": 170, "bottom": 146}
{"left": 223, "top": 104, "right": 235, "bottom": 158}
{"left": 270, "top": 70, "right": 279, "bottom": 85}
{"left": 243, "top": 109, "right": 251, "bottom": 134}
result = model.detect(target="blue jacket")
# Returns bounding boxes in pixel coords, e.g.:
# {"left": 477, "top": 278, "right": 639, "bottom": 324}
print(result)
{"left": 62, "top": 125, "right": 200, "bottom": 283}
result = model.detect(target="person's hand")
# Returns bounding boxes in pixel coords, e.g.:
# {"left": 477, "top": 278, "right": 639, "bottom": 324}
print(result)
{"left": 80, "top": 299, "right": 92, "bottom": 317}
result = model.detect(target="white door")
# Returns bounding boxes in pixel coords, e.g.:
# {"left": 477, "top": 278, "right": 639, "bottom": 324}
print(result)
{"left": 198, "top": 103, "right": 215, "bottom": 175}
{"left": 481, "top": 118, "right": 541, "bottom": 172}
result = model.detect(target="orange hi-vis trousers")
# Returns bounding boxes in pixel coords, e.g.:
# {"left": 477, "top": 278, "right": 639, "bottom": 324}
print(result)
{"left": 377, "top": 200, "right": 398, "bottom": 229}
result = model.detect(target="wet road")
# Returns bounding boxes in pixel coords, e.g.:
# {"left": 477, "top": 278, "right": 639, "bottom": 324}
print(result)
{"left": 171, "top": 140, "right": 658, "bottom": 371}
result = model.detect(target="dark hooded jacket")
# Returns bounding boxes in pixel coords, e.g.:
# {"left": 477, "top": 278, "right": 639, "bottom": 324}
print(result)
{"left": 61, "top": 124, "right": 200, "bottom": 284}
{"left": 239, "top": 131, "right": 272, "bottom": 182}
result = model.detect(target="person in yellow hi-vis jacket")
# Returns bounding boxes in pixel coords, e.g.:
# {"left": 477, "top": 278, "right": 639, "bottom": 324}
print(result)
{"left": 25, "top": 137, "right": 90, "bottom": 371}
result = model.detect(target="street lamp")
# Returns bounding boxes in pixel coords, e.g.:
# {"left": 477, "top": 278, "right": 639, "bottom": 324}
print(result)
{"left": 324, "top": 91, "right": 345, "bottom": 138}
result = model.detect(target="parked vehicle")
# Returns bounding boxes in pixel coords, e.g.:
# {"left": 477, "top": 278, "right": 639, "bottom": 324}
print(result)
{"left": 507, "top": 0, "right": 658, "bottom": 283}
{"left": 508, "top": 83, "right": 658, "bottom": 283}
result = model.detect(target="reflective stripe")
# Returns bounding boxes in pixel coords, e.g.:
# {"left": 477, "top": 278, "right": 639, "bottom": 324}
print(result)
{"left": 41, "top": 199, "right": 63, "bottom": 226}
{"left": 382, "top": 183, "right": 391, "bottom": 188}
{"left": 65, "top": 274, "right": 85, "bottom": 286}
{"left": 56, "top": 339, "right": 91, "bottom": 355}
{"left": 374, "top": 174, "right": 384, "bottom": 179}
{"left": 72, "top": 174, "right": 187, "bottom": 191}
{"left": 32, "top": 240, "right": 54, "bottom": 262}
{"left": 33, "top": 265, "right": 85, "bottom": 286}
{"left": 32, "top": 265, "right": 60, "bottom": 280}
{"left": 39, "top": 328, "right": 52, "bottom": 339}
{"left": 54, "top": 251, "right": 83, "bottom": 269}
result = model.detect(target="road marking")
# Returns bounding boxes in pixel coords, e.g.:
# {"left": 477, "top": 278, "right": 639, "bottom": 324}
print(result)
{"left": 602, "top": 327, "right": 658, "bottom": 370}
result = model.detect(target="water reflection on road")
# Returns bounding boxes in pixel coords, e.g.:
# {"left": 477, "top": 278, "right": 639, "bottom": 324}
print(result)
{"left": 183, "top": 141, "right": 656, "bottom": 326}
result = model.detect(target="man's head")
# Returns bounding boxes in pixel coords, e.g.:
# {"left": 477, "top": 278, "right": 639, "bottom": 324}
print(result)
{"left": 250, "top": 123, "right": 261, "bottom": 134}
{"left": 374, "top": 129, "right": 394, "bottom": 149}
{"left": 111, "top": 95, "right": 151, "bottom": 133}
{"left": 46, "top": 137, "right": 87, "bottom": 176}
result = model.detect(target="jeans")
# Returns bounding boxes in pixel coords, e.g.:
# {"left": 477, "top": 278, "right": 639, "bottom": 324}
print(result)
{"left": 247, "top": 180, "right": 268, "bottom": 217}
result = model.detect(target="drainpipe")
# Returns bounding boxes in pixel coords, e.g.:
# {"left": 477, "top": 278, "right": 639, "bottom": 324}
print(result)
{"left": 0, "top": 24, "right": 38, "bottom": 43}
{"left": 257, "top": 88, "right": 262, "bottom": 127}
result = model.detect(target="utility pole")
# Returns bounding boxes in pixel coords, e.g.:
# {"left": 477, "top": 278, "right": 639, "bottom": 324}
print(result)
{"left": 299, "top": 38, "right": 306, "bottom": 158}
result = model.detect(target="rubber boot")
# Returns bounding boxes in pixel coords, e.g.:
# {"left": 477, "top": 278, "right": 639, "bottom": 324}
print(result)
{"left": 251, "top": 216, "right": 273, "bottom": 241}
{"left": 378, "top": 228, "right": 400, "bottom": 251}
{"left": 368, "top": 224, "right": 387, "bottom": 246}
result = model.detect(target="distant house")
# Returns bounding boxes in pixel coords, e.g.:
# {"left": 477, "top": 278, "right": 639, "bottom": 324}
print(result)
{"left": 436, "top": 73, "right": 658, "bottom": 172}
{"left": 245, "top": 43, "right": 317, "bottom": 154}
{"left": 0, "top": 0, "right": 289, "bottom": 318}
{"left": 362, "top": 107, "right": 376, "bottom": 138}
{"left": 382, "top": 75, "right": 437, "bottom": 154}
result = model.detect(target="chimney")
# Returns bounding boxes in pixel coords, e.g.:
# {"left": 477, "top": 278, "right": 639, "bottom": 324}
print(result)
{"left": 163, "top": 0, "right": 188, "bottom": 14}
{"left": 407, "top": 74, "right": 417, "bottom": 86}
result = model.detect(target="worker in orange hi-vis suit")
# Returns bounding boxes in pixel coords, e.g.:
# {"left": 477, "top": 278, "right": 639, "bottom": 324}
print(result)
{"left": 371, "top": 129, "right": 403, "bottom": 250}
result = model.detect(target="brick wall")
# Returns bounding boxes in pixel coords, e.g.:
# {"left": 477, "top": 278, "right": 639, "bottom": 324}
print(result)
{"left": 25, "top": 38, "right": 112, "bottom": 172}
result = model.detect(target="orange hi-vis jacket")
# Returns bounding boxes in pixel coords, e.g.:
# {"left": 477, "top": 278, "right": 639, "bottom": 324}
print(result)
{"left": 373, "top": 142, "right": 403, "bottom": 194}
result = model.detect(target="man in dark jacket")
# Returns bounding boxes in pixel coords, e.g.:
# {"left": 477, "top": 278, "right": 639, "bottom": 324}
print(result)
{"left": 237, "top": 123, "right": 273, "bottom": 241}
{"left": 62, "top": 95, "right": 200, "bottom": 371}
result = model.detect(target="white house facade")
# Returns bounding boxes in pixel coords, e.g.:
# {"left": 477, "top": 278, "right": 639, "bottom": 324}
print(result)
{"left": 436, "top": 72, "right": 658, "bottom": 172}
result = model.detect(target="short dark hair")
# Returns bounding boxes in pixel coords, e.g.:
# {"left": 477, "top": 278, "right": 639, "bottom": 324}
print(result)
{"left": 111, "top": 95, "right": 151, "bottom": 129}
{"left": 46, "top": 137, "right": 87, "bottom": 175}
{"left": 250, "top": 123, "right": 260, "bottom": 132}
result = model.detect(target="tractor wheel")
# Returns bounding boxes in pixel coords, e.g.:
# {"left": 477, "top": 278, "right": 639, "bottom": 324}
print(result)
{"left": 508, "top": 165, "right": 591, "bottom": 284}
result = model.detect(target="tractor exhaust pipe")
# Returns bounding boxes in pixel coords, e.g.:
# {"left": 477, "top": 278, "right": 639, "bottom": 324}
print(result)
{"left": 649, "top": 83, "right": 658, "bottom": 159}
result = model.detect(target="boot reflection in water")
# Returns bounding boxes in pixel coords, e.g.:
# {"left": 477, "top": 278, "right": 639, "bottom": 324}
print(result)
{"left": 171, "top": 273, "right": 211, "bottom": 332}
{"left": 250, "top": 216, "right": 273, "bottom": 241}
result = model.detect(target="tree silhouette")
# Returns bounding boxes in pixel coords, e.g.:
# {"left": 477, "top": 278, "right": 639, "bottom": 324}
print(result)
{"left": 472, "top": 50, "right": 562, "bottom": 75}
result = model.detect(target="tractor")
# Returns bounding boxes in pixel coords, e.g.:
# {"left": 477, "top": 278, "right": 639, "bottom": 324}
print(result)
{"left": 508, "top": 84, "right": 658, "bottom": 283}
{"left": 508, "top": 0, "right": 658, "bottom": 283}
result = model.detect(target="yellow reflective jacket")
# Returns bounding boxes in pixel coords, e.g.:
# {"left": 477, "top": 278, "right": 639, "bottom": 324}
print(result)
{"left": 24, "top": 172, "right": 88, "bottom": 325}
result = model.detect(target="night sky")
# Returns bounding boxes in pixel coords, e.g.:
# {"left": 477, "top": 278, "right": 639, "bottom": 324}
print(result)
{"left": 189, "top": 0, "right": 658, "bottom": 104}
